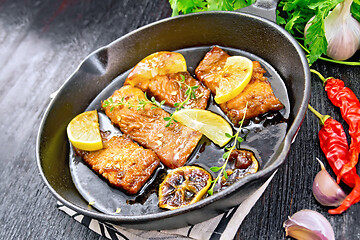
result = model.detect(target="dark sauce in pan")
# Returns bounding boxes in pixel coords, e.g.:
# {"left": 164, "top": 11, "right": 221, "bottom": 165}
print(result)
{"left": 69, "top": 46, "right": 290, "bottom": 215}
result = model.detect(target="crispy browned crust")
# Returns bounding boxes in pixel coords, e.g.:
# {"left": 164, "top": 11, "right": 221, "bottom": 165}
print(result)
{"left": 148, "top": 72, "right": 210, "bottom": 109}
{"left": 102, "top": 85, "right": 202, "bottom": 169}
{"left": 195, "top": 46, "right": 284, "bottom": 125}
{"left": 75, "top": 133, "right": 160, "bottom": 195}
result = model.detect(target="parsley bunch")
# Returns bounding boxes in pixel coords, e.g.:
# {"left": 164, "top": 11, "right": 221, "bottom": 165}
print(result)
{"left": 169, "top": 0, "right": 255, "bottom": 16}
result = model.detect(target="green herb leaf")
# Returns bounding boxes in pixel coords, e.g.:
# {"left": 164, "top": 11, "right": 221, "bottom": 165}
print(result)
{"left": 225, "top": 132, "right": 233, "bottom": 138}
{"left": 210, "top": 166, "right": 222, "bottom": 172}
{"left": 276, "top": 10, "right": 287, "bottom": 25}
{"left": 304, "top": 13, "right": 327, "bottom": 64}
{"left": 352, "top": 0, "right": 360, "bottom": 22}
{"left": 208, "top": 102, "right": 249, "bottom": 196}
{"left": 223, "top": 169, "right": 228, "bottom": 179}
{"left": 169, "top": 0, "right": 255, "bottom": 16}
{"left": 222, "top": 151, "right": 230, "bottom": 159}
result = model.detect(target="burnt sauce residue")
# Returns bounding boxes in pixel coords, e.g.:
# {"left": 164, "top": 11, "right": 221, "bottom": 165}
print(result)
{"left": 69, "top": 46, "right": 289, "bottom": 215}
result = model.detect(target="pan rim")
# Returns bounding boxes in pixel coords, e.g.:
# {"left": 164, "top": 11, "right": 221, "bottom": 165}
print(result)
{"left": 36, "top": 10, "right": 311, "bottom": 224}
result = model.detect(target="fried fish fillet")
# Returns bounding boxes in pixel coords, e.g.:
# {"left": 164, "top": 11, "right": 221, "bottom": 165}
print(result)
{"left": 74, "top": 132, "right": 160, "bottom": 194}
{"left": 195, "top": 46, "right": 284, "bottom": 125}
{"left": 102, "top": 85, "right": 202, "bottom": 169}
{"left": 148, "top": 72, "right": 210, "bottom": 109}
{"left": 195, "top": 46, "right": 229, "bottom": 94}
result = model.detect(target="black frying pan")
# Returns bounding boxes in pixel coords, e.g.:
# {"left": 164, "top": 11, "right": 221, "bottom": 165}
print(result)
{"left": 36, "top": 0, "right": 310, "bottom": 230}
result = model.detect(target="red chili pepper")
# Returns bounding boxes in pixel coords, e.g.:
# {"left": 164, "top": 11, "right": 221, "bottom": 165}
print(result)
{"left": 311, "top": 69, "right": 360, "bottom": 184}
{"left": 308, "top": 105, "right": 360, "bottom": 214}
{"left": 324, "top": 78, "right": 360, "bottom": 182}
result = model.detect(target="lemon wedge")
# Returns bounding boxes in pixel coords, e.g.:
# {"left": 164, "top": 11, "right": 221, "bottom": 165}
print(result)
{"left": 67, "top": 110, "right": 103, "bottom": 151}
{"left": 214, "top": 56, "right": 253, "bottom": 104}
{"left": 172, "top": 109, "right": 232, "bottom": 147}
{"left": 125, "top": 51, "right": 187, "bottom": 90}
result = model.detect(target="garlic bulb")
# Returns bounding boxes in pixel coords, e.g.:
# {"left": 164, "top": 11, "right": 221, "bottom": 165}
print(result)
{"left": 305, "top": 0, "right": 360, "bottom": 60}
{"left": 325, "top": 0, "right": 360, "bottom": 60}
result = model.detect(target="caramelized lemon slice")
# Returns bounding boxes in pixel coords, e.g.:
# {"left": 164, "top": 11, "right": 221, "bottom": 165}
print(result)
{"left": 214, "top": 56, "right": 253, "bottom": 104}
{"left": 159, "top": 166, "right": 212, "bottom": 210}
{"left": 172, "top": 109, "right": 232, "bottom": 147}
{"left": 67, "top": 110, "right": 103, "bottom": 151}
{"left": 125, "top": 51, "right": 187, "bottom": 90}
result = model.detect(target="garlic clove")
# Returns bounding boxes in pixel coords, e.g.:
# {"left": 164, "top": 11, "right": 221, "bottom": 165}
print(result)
{"left": 283, "top": 209, "right": 335, "bottom": 240}
{"left": 313, "top": 158, "right": 346, "bottom": 207}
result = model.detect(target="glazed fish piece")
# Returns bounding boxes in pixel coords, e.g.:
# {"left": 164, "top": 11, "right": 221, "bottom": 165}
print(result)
{"left": 102, "top": 85, "right": 202, "bottom": 169}
{"left": 148, "top": 72, "right": 210, "bottom": 109}
{"left": 220, "top": 61, "right": 285, "bottom": 124}
{"left": 195, "top": 46, "right": 284, "bottom": 125}
{"left": 124, "top": 51, "right": 187, "bottom": 92}
{"left": 74, "top": 133, "right": 160, "bottom": 195}
{"left": 194, "top": 46, "right": 229, "bottom": 93}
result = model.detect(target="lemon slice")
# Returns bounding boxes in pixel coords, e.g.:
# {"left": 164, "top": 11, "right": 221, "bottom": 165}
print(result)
{"left": 125, "top": 51, "right": 187, "bottom": 90}
{"left": 67, "top": 110, "right": 103, "bottom": 151}
{"left": 172, "top": 109, "right": 232, "bottom": 147}
{"left": 214, "top": 56, "right": 253, "bottom": 104}
{"left": 159, "top": 166, "right": 212, "bottom": 210}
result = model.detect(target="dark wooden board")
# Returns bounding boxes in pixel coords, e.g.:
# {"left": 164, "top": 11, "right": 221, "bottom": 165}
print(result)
{"left": 0, "top": 0, "right": 359, "bottom": 239}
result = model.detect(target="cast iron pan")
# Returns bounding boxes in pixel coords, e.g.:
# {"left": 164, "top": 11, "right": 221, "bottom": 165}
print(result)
{"left": 36, "top": 0, "right": 310, "bottom": 230}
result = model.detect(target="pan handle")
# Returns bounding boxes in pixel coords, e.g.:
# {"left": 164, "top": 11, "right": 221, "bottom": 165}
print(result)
{"left": 237, "top": 0, "right": 279, "bottom": 23}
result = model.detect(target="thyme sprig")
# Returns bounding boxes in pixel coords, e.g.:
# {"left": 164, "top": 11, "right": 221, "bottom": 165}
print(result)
{"left": 165, "top": 74, "right": 199, "bottom": 127}
{"left": 103, "top": 92, "right": 165, "bottom": 111}
{"left": 208, "top": 103, "right": 248, "bottom": 196}
{"left": 104, "top": 74, "right": 199, "bottom": 127}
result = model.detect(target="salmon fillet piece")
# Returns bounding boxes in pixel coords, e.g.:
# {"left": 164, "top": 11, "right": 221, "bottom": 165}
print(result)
{"left": 195, "top": 46, "right": 228, "bottom": 93}
{"left": 148, "top": 72, "right": 210, "bottom": 109}
{"left": 74, "top": 133, "right": 160, "bottom": 195}
{"left": 195, "top": 46, "right": 284, "bottom": 125}
{"left": 102, "top": 85, "right": 202, "bottom": 169}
